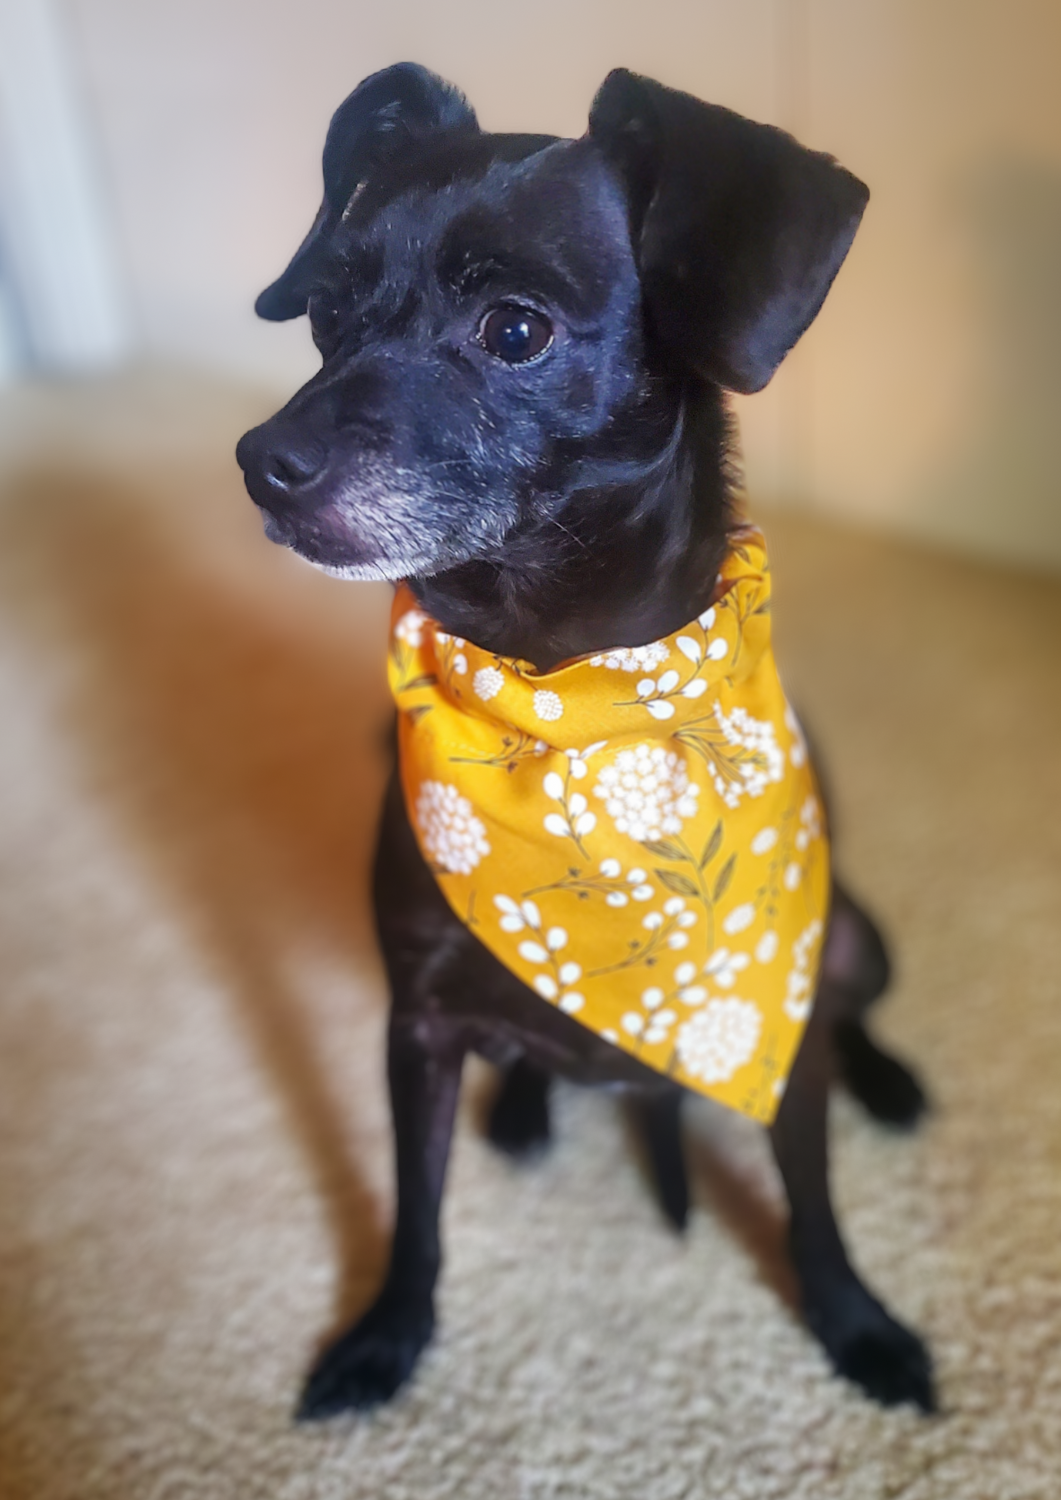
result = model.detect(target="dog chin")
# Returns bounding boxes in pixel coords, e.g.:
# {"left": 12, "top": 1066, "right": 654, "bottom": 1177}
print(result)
{"left": 288, "top": 543, "right": 457, "bottom": 584}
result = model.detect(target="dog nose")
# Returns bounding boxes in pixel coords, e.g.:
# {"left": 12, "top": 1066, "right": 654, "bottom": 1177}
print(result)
{"left": 260, "top": 441, "right": 325, "bottom": 493}
{"left": 237, "top": 423, "right": 326, "bottom": 494}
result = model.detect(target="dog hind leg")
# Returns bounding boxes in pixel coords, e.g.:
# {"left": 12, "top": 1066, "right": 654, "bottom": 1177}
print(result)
{"left": 636, "top": 1087, "right": 689, "bottom": 1230}
{"left": 487, "top": 1055, "right": 553, "bottom": 1156}
{"left": 489, "top": 1060, "right": 689, "bottom": 1230}
{"left": 825, "top": 880, "right": 928, "bottom": 1128}
{"left": 771, "top": 990, "right": 935, "bottom": 1410}
{"left": 822, "top": 879, "right": 891, "bottom": 1009}
{"left": 832, "top": 1018, "right": 927, "bottom": 1128}
{"left": 297, "top": 1016, "right": 465, "bottom": 1418}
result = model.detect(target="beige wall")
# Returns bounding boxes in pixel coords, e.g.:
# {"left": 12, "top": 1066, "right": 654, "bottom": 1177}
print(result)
{"left": 764, "top": 0, "right": 1061, "bottom": 569}
{"left": 68, "top": 0, "right": 1061, "bottom": 570}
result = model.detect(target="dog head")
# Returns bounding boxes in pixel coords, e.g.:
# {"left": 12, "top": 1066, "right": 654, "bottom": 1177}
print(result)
{"left": 236, "top": 63, "right": 867, "bottom": 584}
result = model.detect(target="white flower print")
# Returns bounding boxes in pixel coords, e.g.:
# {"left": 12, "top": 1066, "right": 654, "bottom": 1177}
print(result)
{"left": 638, "top": 898, "right": 697, "bottom": 950}
{"left": 643, "top": 1006, "right": 679, "bottom": 1047}
{"left": 433, "top": 630, "right": 468, "bottom": 681}
{"left": 533, "top": 690, "right": 564, "bottom": 722}
{"left": 642, "top": 899, "right": 697, "bottom": 935}
{"left": 631, "top": 666, "right": 709, "bottom": 720}
{"left": 562, "top": 741, "right": 607, "bottom": 780}
{"left": 703, "top": 947, "right": 751, "bottom": 988}
{"left": 668, "top": 628, "right": 727, "bottom": 669}
{"left": 671, "top": 959, "right": 707, "bottom": 1006}
{"left": 543, "top": 763, "right": 597, "bottom": 851}
{"left": 416, "top": 781, "right": 490, "bottom": 874}
{"left": 721, "top": 902, "right": 756, "bottom": 935}
{"left": 660, "top": 895, "right": 692, "bottom": 948}
{"left": 677, "top": 998, "right": 762, "bottom": 1084}
{"left": 494, "top": 899, "right": 584, "bottom": 1012}
{"left": 600, "top": 863, "right": 655, "bottom": 907}
{"left": 785, "top": 971, "right": 813, "bottom": 1020}
{"left": 707, "top": 705, "right": 785, "bottom": 808}
{"left": 583, "top": 894, "right": 698, "bottom": 982}
{"left": 618, "top": 959, "right": 708, "bottom": 1047}
{"left": 639, "top": 990, "right": 681, "bottom": 1050}
{"left": 620, "top": 609, "right": 731, "bottom": 719}
{"left": 590, "top": 640, "right": 671, "bottom": 673}
{"left": 794, "top": 794, "right": 822, "bottom": 852}
{"left": 751, "top": 826, "right": 779, "bottom": 855}
{"left": 621, "top": 1002, "right": 681, "bottom": 1050}
{"left": 690, "top": 604, "right": 729, "bottom": 662}
{"left": 633, "top": 669, "right": 684, "bottom": 720}
{"left": 620, "top": 981, "right": 681, "bottom": 1047}
{"left": 783, "top": 919, "right": 824, "bottom": 1022}
{"left": 780, "top": 798, "right": 822, "bottom": 888}
{"left": 473, "top": 666, "right": 505, "bottom": 701}
{"left": 493, "top": 895, "right": 542, "bottom": 934}
{"left": 755, "top": 929, "right": 779, "bottom": 964}
{"left": 593, "top": 743, "right": 700, "bottom": 843}
{"left": 527, "top": 846, "right": 657, "bottom": 917}
{"left": 785, "top": 701, "right": 808, "bottom": 768}
{"left": 394, "top": 609, "right": 428, "bottom": 648}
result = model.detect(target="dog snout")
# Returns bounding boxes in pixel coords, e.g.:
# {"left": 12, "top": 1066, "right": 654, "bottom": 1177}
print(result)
{"left": 237, "top": 423, "right": 327, "bottom": 497}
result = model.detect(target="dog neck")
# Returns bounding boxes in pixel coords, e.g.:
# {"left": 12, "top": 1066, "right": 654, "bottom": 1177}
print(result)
{"left": 408, "top": 383, "right": 737, "bottom": 672}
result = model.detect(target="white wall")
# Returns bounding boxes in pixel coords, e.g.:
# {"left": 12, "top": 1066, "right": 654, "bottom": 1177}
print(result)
{"left": 0, "top": 0, "right": 132, "bottom": 372}
{"left": 64, "top": 0, "right": 1061, "bottom": 569}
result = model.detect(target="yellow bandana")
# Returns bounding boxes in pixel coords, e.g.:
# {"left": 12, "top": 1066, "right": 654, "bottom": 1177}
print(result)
{"left": 388, "top": 527, "right": 829, "bottom": 1124}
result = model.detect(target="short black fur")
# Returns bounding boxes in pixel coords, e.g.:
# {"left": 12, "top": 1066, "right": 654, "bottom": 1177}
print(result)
{"left": 237, "top": 62, "right": 933, "bottom": 1419}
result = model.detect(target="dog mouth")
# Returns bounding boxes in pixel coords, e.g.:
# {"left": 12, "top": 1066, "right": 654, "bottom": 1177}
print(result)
{"left": 254, "top": 500, "right": 468, "bottom": 583}
{"left": 259, "top": 508, "right": 298, "bottom": 548}
{"left": 256, "top": 501, "right": 390, "bottom": 576}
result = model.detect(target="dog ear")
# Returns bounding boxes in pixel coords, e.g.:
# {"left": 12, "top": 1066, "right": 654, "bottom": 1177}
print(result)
{"left": 588, "top": 69, "right": 868, "bottom": 393}
{"left": 256, "top": 62, "right": 478, "bottom": 321}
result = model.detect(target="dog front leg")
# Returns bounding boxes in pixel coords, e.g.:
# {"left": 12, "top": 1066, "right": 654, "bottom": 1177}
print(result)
{"left": 297, "top": 1017, "right": 465, "bottom": 1419}
{"left": 770, "top": 994, "right": 935, "bottom": 1411}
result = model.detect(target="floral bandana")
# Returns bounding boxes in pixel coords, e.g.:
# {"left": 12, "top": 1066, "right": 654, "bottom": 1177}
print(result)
{"left": 387, "top": 527, "right": 829, "bottom": 1124}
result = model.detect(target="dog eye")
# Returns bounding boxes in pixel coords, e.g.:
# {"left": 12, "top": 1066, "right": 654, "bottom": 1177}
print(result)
{"left": 478, "top": 306, "right": 553, "bottom": 364}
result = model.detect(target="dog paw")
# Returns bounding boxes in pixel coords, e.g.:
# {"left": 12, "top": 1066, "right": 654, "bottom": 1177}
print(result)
{"left": 810, "top": 1292, "right": 935, "bottom": 1411}
{"left": 834, "top": 1020, "right": 929, "bottom": 1129}
{"left": 835, "top": 1316, "right": 935, "bottom": 1411}
{"left": 296, "top": 1295, "right": 434, "bottom": 1420}
{"left": 487, "top": 1058, "right": 552, "bottom": 1157}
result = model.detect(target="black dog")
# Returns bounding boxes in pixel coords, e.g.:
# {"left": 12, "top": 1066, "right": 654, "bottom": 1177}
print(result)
{"left": 237, "top": 62, "right": 932, "bottom": 1418}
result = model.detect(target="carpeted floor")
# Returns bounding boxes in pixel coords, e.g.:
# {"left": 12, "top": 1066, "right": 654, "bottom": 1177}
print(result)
{"left": 1, "top": 371, "right": 1060, "bottom": 1499}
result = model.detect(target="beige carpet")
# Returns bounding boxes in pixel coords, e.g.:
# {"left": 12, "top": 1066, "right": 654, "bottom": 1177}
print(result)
{"left": 1, "top": 371, "right": 1060, "bottom": 1499}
